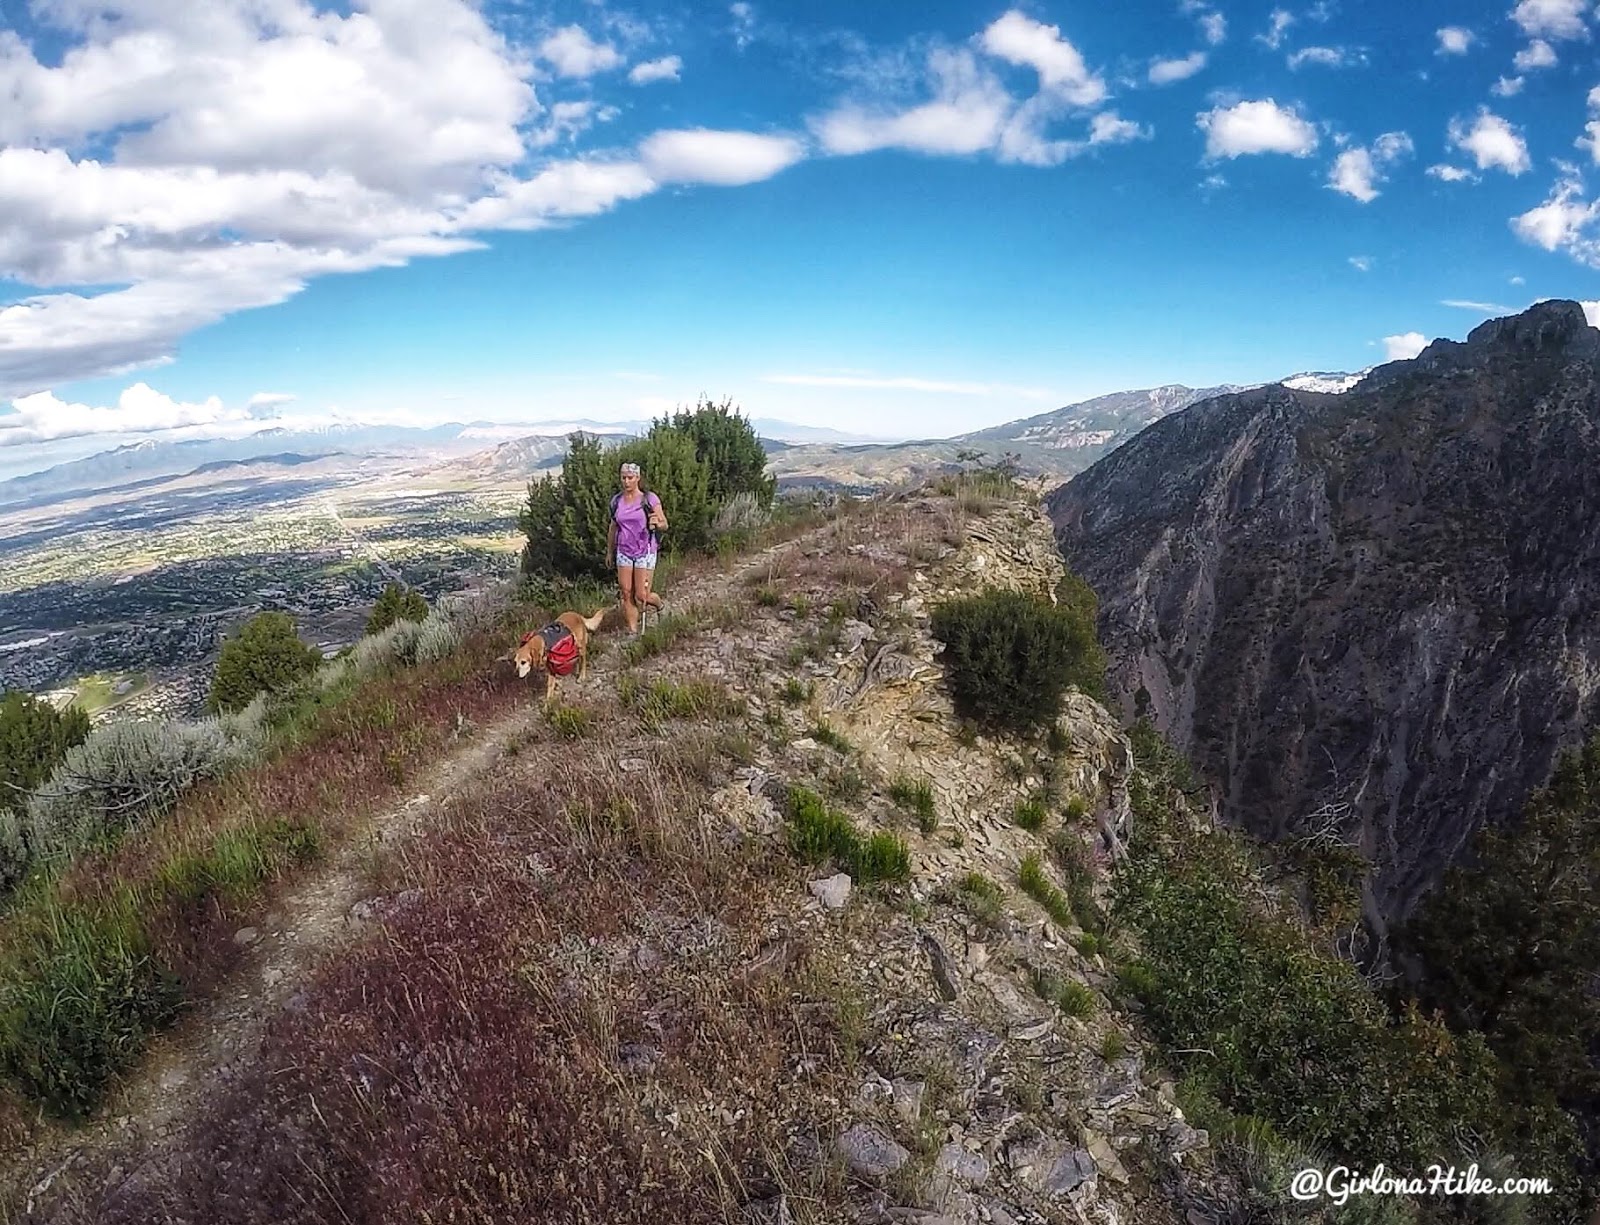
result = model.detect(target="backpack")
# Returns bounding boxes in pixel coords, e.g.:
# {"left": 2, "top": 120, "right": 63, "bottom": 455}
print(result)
{"left": 611, "top": 491, "right": 660, "bottom": 545}
{"left": 524, "top": 623, "right": 580, "bottom": 676}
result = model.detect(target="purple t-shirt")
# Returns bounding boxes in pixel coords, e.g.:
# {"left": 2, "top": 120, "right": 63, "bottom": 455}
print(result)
{"left": 614, "top": 492, "right": 659, "bottom": 557}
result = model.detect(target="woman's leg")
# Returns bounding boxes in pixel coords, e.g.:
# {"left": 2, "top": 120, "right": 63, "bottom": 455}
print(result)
{"left": 632, "top": 563, "right": 657, "bottom": 621}
{"left": 617, "top": 562, "right": 638, "bottom": 633}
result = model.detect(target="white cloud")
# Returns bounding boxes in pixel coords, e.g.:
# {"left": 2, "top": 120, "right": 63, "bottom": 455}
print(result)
{"left": 978, "top": 10, "right": 1106, "bottom": 108}
{"left": 538, "top": 25, "right": 622, "bottom": 78}
{"left": 0, "top": 382, "right": 238, "bottom": 446}
{"left": 1090, "top": 112, "right": 1150, "bottom": 145}
{"left": 1328, "top": 131, "right": 1412, "bottom": 202}
{"left": 1492, "top": 74, "right": 1526, "bottom": 96}
{"left": 1197, "top": 99, "right": 1319, "bottom": 159}
{"left": 638, "top": 128, "right": 805, "bottom": 186}
{"left": 1288, "top": 45, "right": 1365, "bottom": 69}
{"left": 1383, "top": 332, "right": 1427, "bottom": 360}
{"left": 528, "top": 101, "right": 617, "bottom": 150}
{"left": 1200, "top": 12, "right": 1227, "bottom": 45}
{"left": 1441, "top": 299, "right": 1517, "bottom": 313}
{"left": 1511, "top": 172, "right": 1600, "bottom": 261}
{"left": 762, "top": 373, "right": 1055, "bottom": 398}
{"left": 1427, "top": 163, "right": 1476, "bottom": 182}
{"left": 1436, "top": 26, "right": 1475, "bottom": 54}
{"left": 1578, "top": 85, "right": 1600, "bottom": 162}
{"left": 0, "top": 2, "right": 830, "bottom": 398}
{"left": 1511, "top": 0, "right": 1590, "bottom": 40}
{"left": 1349, "top": 255, "right": 1373, "bottom": 271}
{"left": 247, "top": 390, "right": 296, "bottom": 410}
{"left": 1257, "top": 8, "right": 1295, "bottom": 49}
{"left": 629, "top": 55, "right": 682, "bottom": 85}
{"left": 1583, "top": 300, "right": 1600, "bottom": 324}
{"left": 730, "top": 2, "right": 756, "bottom": 50}
{"left": 1514, "top": 39, "right": 1559, "bottom": 69}
{"left": 1149, "top": 52, "right": 1208, "bottom": 84}
{"left": 812, "top": 48, "right": 1011, "bottom": 158}
{"left": 1512, "top": 274, "right": 1527, "bottom": 284}
{"left": 1448, "top": 109, "right": 1531, "bottom": 175}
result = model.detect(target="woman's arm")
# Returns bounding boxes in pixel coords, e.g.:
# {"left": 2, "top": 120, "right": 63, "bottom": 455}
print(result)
{"left": 606, "top": 518, "right": 617, "bottom": 561}
{"left": 650, "top": 495, "right": 668, "bottom": 529}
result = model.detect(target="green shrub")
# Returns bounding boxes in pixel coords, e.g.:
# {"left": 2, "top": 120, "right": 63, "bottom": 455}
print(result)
{"left": 665, "top": 396, "right": 776, "bottom": 509}
{"left": 889, "top": 775, "right": 937, "bottom": 833}
{"left": 929, "top": 586, "right": 1102, "bottom": 732}
{"left": 1013, "top": 798, "right": 1047, "bottom": 832}
{"left": 519, "top": 402, "right": 765, "bottom": 583}
{"left": 785, "top": 786, "right": 909, "bottom": 883}
{"left": 365, "top": 583, "right": 428, "bottom": 636}
{"left": 208, "top": 611, "right": 322, "bottom": 714}
{"left": 1100, "top": 1031, "right": 1127, "bottom": 1061}
{"left": 809, "top": 721, "right": 853, "bottom": 753}
{"left": 781, "top": 677, "right": 812, "bottom": 705}
{"left": 0, "top": 691, "right": 90, "bottom": 891}
{"left": 411, "top": 613, "right": 463, "bottom": 665}
{"left": 27, "top": 713, "right": 267, "bottom": 864}
{"left": 956, "top": 872, "right": 1006, "bottom": 928}
{"left": 1019, "top": 852, "right": 1074, "bottom": 927}
{"left": 1112, "top": 724, "right": 1525, "bottom": 1186}
{"left": 547, "top": 706, "right": 592, "bottom": 740}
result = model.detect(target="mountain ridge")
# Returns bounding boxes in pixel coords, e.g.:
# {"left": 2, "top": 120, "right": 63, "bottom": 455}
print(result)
{"left": 1047, "top": 299, "right": 1600, "bottom": 932}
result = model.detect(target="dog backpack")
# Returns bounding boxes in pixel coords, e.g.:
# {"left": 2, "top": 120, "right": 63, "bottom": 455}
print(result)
{"left": 537, "top": 622, "right": 580, "bottom": 677}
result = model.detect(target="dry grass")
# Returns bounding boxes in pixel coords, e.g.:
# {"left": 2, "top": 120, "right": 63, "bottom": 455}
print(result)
{"left": 47, "top": 746, "right": 862, "bottom": 1224}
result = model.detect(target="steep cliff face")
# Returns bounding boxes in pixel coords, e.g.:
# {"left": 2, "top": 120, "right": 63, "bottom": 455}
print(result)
{"left": 1047, "top": 300, "right": 1600, "bottom": 931}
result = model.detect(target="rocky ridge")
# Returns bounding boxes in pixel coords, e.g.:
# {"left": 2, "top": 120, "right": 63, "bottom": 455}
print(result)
{"left": 1048, "top": 299, "right": 1600, "bottom": 934}
{"left": 9, "top": 488, "right": 1231, "bottom": 1225}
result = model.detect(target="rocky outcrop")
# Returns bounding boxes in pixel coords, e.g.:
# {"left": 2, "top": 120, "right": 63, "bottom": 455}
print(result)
{"left": 1048, "top": 300, "right": 1600, "bottom": 932}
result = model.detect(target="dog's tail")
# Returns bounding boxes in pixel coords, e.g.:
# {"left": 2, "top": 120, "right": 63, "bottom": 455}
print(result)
{"left": 583, "top": 608, "right": 606, "bottom": 632}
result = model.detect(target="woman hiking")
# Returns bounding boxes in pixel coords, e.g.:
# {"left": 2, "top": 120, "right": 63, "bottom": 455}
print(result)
{"left": 608, "top": 461, "right": 668, "bottom": 635}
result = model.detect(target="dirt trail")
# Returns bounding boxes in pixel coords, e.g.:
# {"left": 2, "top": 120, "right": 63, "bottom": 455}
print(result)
{"left": 6, "top": 534, "right": 809, "bottom": 1217}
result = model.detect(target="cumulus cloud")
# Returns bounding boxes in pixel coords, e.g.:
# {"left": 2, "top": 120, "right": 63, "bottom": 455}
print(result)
{"left": 1149, "top": 52, "right": 1207, "bottom": 85}
{"left": 638, "top": 128, "right": 805, "bottom": 185}
{"left": 1089, "top": 112, "right": 1150, "bottom": 145}
{"left": 0, "top": 383, "right": 238, "bottom": 446}
{"left": 1383, "top": 332, "right": 1428, "bottom": 360}
{"left": 978, "top": 11, "right": 1106, "bottom": 108}
{"left": 1449, "top": 109, "right": 1531, "bottom": 175}
{"left": 1514, "top": 39, "right": 1559, "bottom": 69}
{"left": 1288, "top": 45, "right": 1366, "bottom": 69}
{"left": 811, "top": 47, "right": 1011, "bottom": 158}
{"left": 1512, "top": 172, "right": 1600, "bottom": 263}
{"left": 1328, "top": 131, "right": 1413, "bottom": 202}
{"left": 1492, "top": 75, "right": 1526, "bottom": 96}
{"left": 1197, "top": 99, "right": 1319, "bottom": 159}
{"left": 1427, "top": 163, "right": 1476, "bottom": 182}
{"left": 1349, "top": 254, "right": 1373, "bottom": 271}
{"left": 1511, "top": 0, "right": 1590, "bottom": 40}
{"left": 1436, "top": 26, "right": 1475, "bottom": 54}
{"left": 1578, "top": 85, "right": 1600, "bottom": 162}
{"left": 538, "top": 25, "right": 622, "bottom": 78}
{"left": 1177, "top": 1, "right": 1226, "bottom": 44}
{"left": 812, "top": 13, "right": 1123, "bottom": 169}
{"left": 1257, "top": 8, "right": 1295, "bottom": 49}
{"left": 0, "top": 1, "right": 824, "bottom": 399}
{"left": 629, "top": 55, "right": 682, "bottom": 85}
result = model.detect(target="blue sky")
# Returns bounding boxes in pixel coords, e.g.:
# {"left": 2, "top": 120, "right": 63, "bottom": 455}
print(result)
{"left": 0, "top": 0, "right": 1597, "bottom": 474}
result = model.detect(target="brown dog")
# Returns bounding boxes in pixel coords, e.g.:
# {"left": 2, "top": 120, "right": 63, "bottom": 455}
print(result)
{"left": 509, "top": 608, "right": 606, "bottom": 705}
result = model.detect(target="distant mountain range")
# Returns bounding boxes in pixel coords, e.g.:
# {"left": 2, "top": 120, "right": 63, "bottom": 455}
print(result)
{"left": 0, "top": 416, "right": 881, "bottom": 506}
{"left": 762, "top": 370, "right": 1369, "bottom": 488}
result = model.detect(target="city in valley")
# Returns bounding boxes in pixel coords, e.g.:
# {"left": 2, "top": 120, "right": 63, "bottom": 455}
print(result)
{"left": 0, "top": 449, "right": 528, "bottom": 723}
